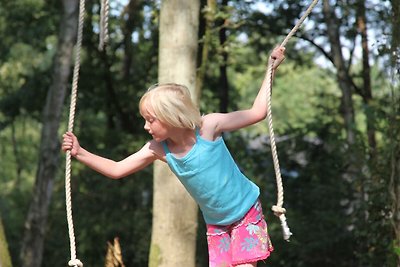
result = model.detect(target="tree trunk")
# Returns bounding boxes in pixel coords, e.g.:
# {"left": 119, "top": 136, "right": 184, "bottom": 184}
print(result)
{"left": 391, "top": 0, "right": 400, "bottom": 70}
{"left": 19, "top": 1, "right": 79, "bottom": 267}
{"left": 218, "top": 0, "right": 229, "bottom": 113}
{"left": 389, "top": 0, "right": 400, "bottom": 264}
{"left": 322, "top": 0, "right": 369, "bottom": 255}
{"left": 390, "top": 141, "right": 400, "bottom": 266}
{"left": 356, "top": 0, "right": 376, "bottom": 158}
{"left": 0, "top": 217, "right": 12, "bottom": 267}
{"left": 322, "top": 0, "right": 356, "bottom": 146}
{"left": 121, "top": 0, "right": 142, "bottom": 80}
{"left": 148, "top": 1, "right": 200, "bottom": 267}
{"left": 195, "top": 0, "right": 216, "bottom": 103}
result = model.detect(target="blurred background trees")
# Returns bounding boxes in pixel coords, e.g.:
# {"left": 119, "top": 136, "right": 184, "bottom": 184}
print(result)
{"left": 0, "top": 0, "right": 398, "bottom": 266}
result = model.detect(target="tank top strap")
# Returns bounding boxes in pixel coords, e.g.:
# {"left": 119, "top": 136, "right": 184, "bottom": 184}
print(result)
{"left": 161, "top": 141, "right": 171, "bottom": 154}
{"left": 195, "top": 127, "right": 200, "bottom": 137}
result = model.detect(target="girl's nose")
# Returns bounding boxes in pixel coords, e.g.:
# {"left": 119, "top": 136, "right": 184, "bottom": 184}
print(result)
{"left": 144, "top": 121, "right": 149, "bottom": 131}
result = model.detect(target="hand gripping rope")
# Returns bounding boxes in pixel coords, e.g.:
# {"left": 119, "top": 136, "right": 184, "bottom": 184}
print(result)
{"left": 266, "top": 0, "right": 319, "bottom": 241}
{"left": 65, "top": 0, "right": 109, "bottom": 266}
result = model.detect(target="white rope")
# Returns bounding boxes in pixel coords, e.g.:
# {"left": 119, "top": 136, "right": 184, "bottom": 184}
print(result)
{"left": 65, "top": 0, "right": 85, "bottom": 266}
{"left": 99, "top": 0, "right": 109, "bottom": 50}
{"left": 65, "top": 0, "right": 109, "bottom": 265}
{"left": 280, "top": 0, "right": 320, "bottom": 48}
{"left": 266, "top": 0, "right": 320, "bottom": 241}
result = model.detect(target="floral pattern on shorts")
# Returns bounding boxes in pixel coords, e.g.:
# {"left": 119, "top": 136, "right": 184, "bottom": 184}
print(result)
{"left": 206, "top": 200, "right": 273, "bottom": 267}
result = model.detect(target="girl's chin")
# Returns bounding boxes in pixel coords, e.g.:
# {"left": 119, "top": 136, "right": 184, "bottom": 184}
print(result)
{"left": 152, "top": 136, "right": 165, "bottom": 142}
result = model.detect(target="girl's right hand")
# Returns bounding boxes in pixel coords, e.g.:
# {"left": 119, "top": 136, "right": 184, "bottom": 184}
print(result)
{"left": 62, "top": 132, "right": 80, "bottom": 157}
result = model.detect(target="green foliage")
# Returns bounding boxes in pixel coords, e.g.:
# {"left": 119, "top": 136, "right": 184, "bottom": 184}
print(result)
{"left": 0, "top": 116, "right": 40, "bottom": 264}
{"left": 394, "top": 242, "right": 400, "bottom": 256}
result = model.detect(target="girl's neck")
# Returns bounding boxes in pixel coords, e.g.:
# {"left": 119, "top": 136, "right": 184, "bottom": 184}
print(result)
{"left": 166, "top": 128, "right": 196, "bottom": 157}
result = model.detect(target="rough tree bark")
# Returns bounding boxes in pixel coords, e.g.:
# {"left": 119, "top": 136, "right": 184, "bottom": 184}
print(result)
{"left": 19, "top": 1, "right": 79, "bottom": 267}
{"left": 148, "top": 0, "right": 200, "bottom": 266}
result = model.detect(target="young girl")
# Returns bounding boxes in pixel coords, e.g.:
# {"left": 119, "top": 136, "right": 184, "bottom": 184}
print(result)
{"left": 62, "top": 46, "right": 285, "bottom": 267}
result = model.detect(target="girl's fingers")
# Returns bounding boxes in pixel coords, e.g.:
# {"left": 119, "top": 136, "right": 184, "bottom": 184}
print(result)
{"left": 61, "top": 132, "right": 78, "bottom": 156}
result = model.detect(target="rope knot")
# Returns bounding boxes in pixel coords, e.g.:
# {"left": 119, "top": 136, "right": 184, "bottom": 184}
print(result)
{"left": 68, "top": 259, "right": 83, "bottom": 267}
{"left": 271, "top": 205, "right": 286, "bottom": 216}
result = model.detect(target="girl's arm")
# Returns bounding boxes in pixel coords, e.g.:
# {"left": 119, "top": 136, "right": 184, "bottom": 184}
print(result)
{"left": 62, "top": 132, "right": 160, "bottom": 179}
{"left": 202, "top": 46, "right": 285, "bottom": 139}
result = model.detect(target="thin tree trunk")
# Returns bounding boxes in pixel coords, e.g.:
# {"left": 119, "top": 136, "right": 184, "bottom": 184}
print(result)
{"left": 0, "top": 217, "right": 12, "bottom": 267}
{"left": 390, "top": 138, "right": 400, "bottom": 266}
{"left": 356, "top": 0, "right": 376, "bottom": 157}
{"left": 389, "top": 0, "right": 400, "bottom": 265}
{"left": 218, "top": 0, "right": 229, "bottom": 113}
{"left": 149, "top": 1, "right": 200, "bottom": 266}
{"left": 323, "top": 0, "right": 366, "bottom": 254}
{"left": 121, "top": 0, "right": 142, "bottom": 80}
{"left": 322, "top": 0, "right": 356, "bottom": 146}
{"left": 99, "top": 49, "right": 135, "bottom": 133}
{"left": 196, "top": 0, "right": 216, "bottom": 103}
{"left": 19, "top": 1, "right": 79, "bottom": 267}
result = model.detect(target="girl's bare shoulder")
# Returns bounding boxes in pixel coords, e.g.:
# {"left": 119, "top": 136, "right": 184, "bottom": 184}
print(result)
{"left": 200, "top": 114, "right": 221, "bottom": 141}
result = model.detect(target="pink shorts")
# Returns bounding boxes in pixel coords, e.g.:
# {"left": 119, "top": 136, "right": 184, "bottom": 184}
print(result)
{"left": 206, "top": 200, "right": 273, "bottom": 267}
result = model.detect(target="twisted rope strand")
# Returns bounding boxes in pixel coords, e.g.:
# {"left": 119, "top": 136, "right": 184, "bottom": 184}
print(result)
{"left": 281, "top": 0, "right": 320, "bottom": 48}
{"left": 267, "top": 0, "right": 319, "bottom": 241}
{"left": 265, "top": 59, "right": 292, "bottom": 241}
{"left": 65, "top": 0, "right": 85, "bottom": 266}
{"left": 65, "top": 0, "right": 110, "bottom": 264}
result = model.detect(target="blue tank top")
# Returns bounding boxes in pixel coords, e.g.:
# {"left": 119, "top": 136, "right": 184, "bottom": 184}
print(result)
{"left": 162, "top": 131, "right": 260, "bottom": 225}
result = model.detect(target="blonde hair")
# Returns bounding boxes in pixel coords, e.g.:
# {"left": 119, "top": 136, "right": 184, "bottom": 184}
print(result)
{"left": 139, "top": 83, "right": 202, "bottom": 129}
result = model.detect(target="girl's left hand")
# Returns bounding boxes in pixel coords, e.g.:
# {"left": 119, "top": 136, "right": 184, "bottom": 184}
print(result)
{"left": 271, "top": 46, "right": 286, "bottom": 69}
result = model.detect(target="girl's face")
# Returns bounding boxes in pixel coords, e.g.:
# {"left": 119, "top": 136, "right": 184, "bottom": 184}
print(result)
{"left": 141, "top": 104, "right": 170, "bottom": 142}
